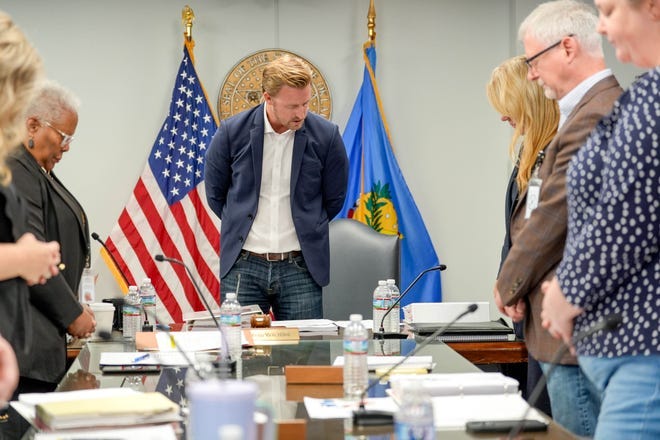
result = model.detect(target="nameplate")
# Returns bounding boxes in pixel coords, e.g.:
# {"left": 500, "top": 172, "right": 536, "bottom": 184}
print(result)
{"left": 243, "top": 328, "right": 300, "bottom": 345}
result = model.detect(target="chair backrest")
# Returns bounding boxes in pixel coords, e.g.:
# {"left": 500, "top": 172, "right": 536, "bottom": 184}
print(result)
{"left": 322, "top": 218, "right": 400, "bottom": 321}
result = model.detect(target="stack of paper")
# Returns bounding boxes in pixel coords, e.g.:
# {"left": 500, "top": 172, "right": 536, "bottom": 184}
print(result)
{"left": 34, "top": 391, "right": 180, "bottom": 431}
{"left": 432, "top": 394, "right": 547, "bottom": 430}
{"left": 332, "top": 355, "right": 433, "bottom": 371}
{"left": 272, "top": 319, "right": 338, "bottom": 335}
{"left": 389, "top": 372, "right": 519, "bottom": 399}
{"left": 12, "top": 388, "right": 182, "bottom": 433}
{"left": 34, "top": 424, "right": 177, "bottom": 440}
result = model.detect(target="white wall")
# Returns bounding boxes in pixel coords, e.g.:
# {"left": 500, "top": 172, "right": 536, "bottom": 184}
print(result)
{"left": 4, "top": 0, "right": 642, "bottom": 321}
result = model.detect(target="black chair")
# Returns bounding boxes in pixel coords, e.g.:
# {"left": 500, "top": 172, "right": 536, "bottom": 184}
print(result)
{"left": 322, "top": 218, "right": 400, "bottom": 321}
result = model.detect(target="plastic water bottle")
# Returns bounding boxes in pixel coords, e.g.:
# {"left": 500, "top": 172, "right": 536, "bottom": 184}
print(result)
{"left": 343, "top": 313, "right": 368, "bottom": 401}
{"left": 372, "top": 280, "right": 391, "bottom": 332}
{"left": 78, "top": 267, "right": 95, "bottom": 304}
{"left": 220, "top": 293, "right": 242, "bottom": 359}
{"left": 386, "top": 279, "right": 401, "bottom": 333}
{"left": 394, "top": 382, "right": 435, "bottom": 440}
{"left": 122, "top": 285, "right": 142, "bottom": 340}
{"left": 139, "top": 277, "right": 157, "bottom": 329}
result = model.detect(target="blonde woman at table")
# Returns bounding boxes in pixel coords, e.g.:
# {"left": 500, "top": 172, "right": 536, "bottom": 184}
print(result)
{"left": 486, "top": 55, "right": 559, "bottom": 418}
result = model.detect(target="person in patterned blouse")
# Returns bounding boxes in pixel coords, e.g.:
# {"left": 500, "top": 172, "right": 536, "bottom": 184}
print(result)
{"left": 541, "top": 0, "right": 660, "bottom": 438}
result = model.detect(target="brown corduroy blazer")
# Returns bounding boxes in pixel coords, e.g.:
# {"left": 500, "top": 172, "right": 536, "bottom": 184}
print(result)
{"left": 497, "top": 75, "right": 622, "bottom": 364}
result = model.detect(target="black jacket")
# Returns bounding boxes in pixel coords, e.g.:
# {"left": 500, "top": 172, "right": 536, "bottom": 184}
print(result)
{"left": 8, "top": 146, "right": 89, "bottom": 383}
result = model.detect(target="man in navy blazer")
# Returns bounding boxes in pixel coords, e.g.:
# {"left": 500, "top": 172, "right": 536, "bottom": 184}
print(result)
{"left": 205, "top": 55, "right": 348, "bottom": 320}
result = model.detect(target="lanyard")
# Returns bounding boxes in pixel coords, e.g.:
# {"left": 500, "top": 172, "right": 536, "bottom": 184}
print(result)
{"left": 524, "top": 150, "right": 546, "bottom": 219}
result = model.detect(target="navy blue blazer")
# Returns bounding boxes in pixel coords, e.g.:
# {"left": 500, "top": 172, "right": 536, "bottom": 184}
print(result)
{"left": 204, "top": 104, "right": 349, "bottom": 286}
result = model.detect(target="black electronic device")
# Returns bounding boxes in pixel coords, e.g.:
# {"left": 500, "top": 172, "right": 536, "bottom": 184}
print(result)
{"left": 466, "top": 419, "right": 548, "bottom": 433}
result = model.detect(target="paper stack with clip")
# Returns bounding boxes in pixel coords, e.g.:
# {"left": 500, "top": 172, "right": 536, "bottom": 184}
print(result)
{"left": 33, "top": 390, "right": 181, "bottom": 431}
{"left": 12, "top": 388, "right": 182, "bottom": 436}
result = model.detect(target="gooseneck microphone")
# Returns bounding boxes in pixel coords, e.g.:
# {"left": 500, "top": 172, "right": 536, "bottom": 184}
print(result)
{"left": 154, "top": 254, "right": 220, "bottom": 330}
{"left": 506, "top": 313, "right": 623, "bottom": 439}
{"left": 91, "top": 232, "right": 130, "bottom": 286}
{"left": 153, "top": 254, "right": 235, "bottom": 369}
{"left": 376, "top": 265, "right": 447, "bottom": 339}
{"left": 97, "top": 300, "right": 205, "bottom": 380}
{"left": 354, "top": 303, "right": 478, "bottom": 427}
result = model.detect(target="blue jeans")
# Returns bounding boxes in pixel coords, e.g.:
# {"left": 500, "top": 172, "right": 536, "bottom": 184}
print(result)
{"left": 539, "top": 362, "right": 600, "bottom": 437}
{"left": 221, "top": 251, "right": 322, "bottom": 320}
{"left": 580, "top": 355, "right": 660, "bottom": 440}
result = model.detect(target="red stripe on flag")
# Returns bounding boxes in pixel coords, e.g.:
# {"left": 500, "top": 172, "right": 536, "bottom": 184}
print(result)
{"left": 169, "top": 200, "right": 219, "bottom": 304}
{"left": 115, "top": 203, "right": 184, "bottom": 322}
{"left": 188, "top": 188, "right": 220, "bottom": 250}
{"left": 187, "top": 188, "right": 221, "bottom": 302}
{"left": 133, "top": 178, "right": 205, "bottom": 313}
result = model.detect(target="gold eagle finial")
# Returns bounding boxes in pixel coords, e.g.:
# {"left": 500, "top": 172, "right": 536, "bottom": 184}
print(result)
{"left": 368, "top": 0, "right": 376, "bottom": 42}
{"left": 182, "top": 5, "right": 195, "bottom": 41}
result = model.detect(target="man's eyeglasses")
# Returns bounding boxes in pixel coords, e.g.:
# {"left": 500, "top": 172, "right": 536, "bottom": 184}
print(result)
{"left": 525, "top": 34, "right": 574, "bottom": 68}
{"left": 43, "top": 120, "right": 74, "bottom": 146}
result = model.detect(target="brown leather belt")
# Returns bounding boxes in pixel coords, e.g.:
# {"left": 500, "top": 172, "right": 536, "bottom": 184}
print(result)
{"left": 242, "top": 250, "right": 302, "bottom": 262}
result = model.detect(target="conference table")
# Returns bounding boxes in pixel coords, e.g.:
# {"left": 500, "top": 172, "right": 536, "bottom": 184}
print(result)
{"left": 55, "top": 332, "right": 575, "bottom": 440}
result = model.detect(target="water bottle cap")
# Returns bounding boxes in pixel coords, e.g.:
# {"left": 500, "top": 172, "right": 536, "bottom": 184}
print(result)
{"left": 142, "top": 277, "right": 151, "bottom": 284}
{"left": 226, "top": 292, "right": 237, "bottom": 300}
{"left": 386, "top": 279, "right": 395, "bottom": 284}
{"left": 378, "top": 280, "right": 387, "bottom": 285}
{"left": 349, "top": 314, "right": 362, "bottom": 321}
{"left": 128, "top": 285, "right": 138, "bottom": 292}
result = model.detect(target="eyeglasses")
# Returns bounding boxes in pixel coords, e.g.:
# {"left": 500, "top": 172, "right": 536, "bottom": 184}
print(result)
{"left": 525, "top": 34, "right": 574, "bottom": 68}
{"left": 42, "top": 120, "right": 74, "bottom": 146}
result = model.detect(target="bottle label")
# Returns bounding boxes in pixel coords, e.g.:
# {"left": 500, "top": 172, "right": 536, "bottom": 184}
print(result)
{"left": 343, "top": 339, "right": 368, "bottom": 354}
{"left": 373, "top": 298, "right": 389, "bottom": 310}
{"left": 78, "top": 271, "right": 95, "bottom": 304}
{"left": 220, "top": 314, "right": 241, "bottom": 327}
{"left": 123, "top": 305, "right": 141, "bottom": 316}
{"left": 141, "top": 296, "right": 157, "bottom": 306}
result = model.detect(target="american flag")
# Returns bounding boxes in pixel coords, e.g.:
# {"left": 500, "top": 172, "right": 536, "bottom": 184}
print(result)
{"left": 155, "top": 367, "right": 188, "bottom": 408}
{"left": 106, "top": 43, "right": 220, "bottom": 323}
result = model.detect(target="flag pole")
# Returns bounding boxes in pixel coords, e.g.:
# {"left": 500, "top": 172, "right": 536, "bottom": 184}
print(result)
{"left": 182, "top": 5, "right": 195, "bottom": 62}
{"left": 358, "top": 0, "right": 377, "bottom": 202}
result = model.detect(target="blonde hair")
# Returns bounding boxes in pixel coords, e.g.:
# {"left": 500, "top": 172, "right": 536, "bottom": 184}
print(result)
{"left": 486, "top": 56, "right": 559, "bottom": 193}
{"left": 262, "top": 54, "right": 312, "bottom": 97}
{"left": 0, "top": 11, "right": 42, "bottom": 186}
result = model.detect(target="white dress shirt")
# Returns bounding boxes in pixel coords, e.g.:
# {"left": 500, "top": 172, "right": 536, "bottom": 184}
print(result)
{"left": 558, "top": 69, "right": 613, "bottom": 129}
{"left": 243, "top": 105, "right": 301, "bottom": 253}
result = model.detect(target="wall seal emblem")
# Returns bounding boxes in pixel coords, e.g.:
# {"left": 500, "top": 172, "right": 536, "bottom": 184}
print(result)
{"left": 217, "top": 49, "right": 332, "bottom": 121}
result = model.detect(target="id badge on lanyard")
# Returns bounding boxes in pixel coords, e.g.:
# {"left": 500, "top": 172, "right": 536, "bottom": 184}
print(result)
{"left": 524, "top": 150, "right": 545, "bottom": 219}
{"left": 525, "top": 177, "right": 542, "bottom": 219}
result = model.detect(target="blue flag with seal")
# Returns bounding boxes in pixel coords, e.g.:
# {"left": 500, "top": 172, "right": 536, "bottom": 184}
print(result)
{"left": 338, "top": 41, "right": 442, "bottom": 305}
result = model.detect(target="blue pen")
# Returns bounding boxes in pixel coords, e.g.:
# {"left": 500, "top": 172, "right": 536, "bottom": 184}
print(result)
{"left": 132, "top": 353, "right": 149, "bottom": 363}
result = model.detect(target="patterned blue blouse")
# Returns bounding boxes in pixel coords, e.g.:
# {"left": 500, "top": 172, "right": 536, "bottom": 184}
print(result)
{"left": 557, "top": 67, "right": 659, "bottom": 358}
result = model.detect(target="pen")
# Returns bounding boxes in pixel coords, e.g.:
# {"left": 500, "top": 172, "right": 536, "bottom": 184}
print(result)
{"left": 132, "top": 353, "right": 150, "bottom": 363}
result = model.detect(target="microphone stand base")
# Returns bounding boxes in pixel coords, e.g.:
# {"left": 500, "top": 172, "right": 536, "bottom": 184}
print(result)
{"left": 373, "top": 332, "right": 408, "bottom": 340}
{"left": 352, "top": 408, "right": 394, "bottom": 426}
{"left": 213, "top": 358, "right": 238, "bottom": 379}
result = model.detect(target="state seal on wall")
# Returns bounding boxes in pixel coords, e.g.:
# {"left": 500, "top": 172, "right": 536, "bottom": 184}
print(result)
{"left": 217, "top": 49, "right": 332, "bottom": 121}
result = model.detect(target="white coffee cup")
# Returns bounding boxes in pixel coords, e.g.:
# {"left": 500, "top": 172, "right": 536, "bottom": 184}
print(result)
{"left": 89, "top": 302, "right": 115, "bottom": 340}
